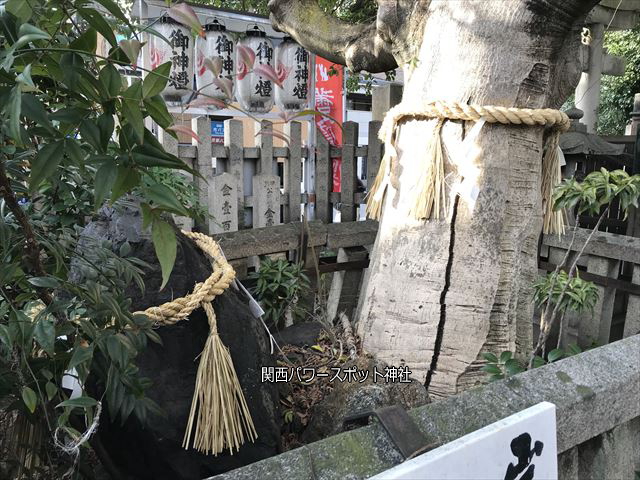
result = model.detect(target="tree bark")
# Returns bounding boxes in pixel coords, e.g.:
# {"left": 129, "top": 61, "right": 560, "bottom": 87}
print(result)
{"left": 270, "top": 0, "right": 598, "bottom": 397}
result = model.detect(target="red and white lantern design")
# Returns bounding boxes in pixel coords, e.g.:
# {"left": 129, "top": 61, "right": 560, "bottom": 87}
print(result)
{"left": 275, "top": 37, "right": 309, "bottom": 112}
{"left": 236, "top": 25, "right": 274, "bottom": 113}
{"left": 148, "top": 16, "right": 193, "bottom": 99}
{"left": 195, "top": 19, "right": 235, "bottom": 106}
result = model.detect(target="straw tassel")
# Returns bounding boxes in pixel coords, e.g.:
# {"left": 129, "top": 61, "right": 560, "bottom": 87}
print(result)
{"left": 411, "top": 119, "right": 447, "bottom": 220}
{"left": 366, "top": 115, "right": 399, "bottom": 220}
{"left": 182, "top": 301, "right": 257, "bottom": 455}
{"left": 541, "top": 132, "right": 566, "bottom": 235}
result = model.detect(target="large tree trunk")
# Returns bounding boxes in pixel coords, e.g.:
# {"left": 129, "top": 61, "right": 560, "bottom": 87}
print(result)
{"left": 270, "top": 0, "right": 596, "bottom": 397}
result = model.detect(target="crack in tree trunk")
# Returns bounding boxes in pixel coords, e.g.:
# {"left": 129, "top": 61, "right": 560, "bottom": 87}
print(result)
{"left": 425, "top": 194, "right": 460, "bottom": 389}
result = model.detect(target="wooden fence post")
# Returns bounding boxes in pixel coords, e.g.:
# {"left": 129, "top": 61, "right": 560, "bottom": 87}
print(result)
{"left": 581, "top": 255, "right": 620, "bottom": 346}
{"left": 315, "top": 129, "right": 332, "bottom": 223}
{"left": 285, "top": 121, "right": 302, "bottom": 223}
{"left": 192, "top": 116, "right": 212, "bottom": 233}
{"left": 224, "top": 119, "right": 245, "bottom": 229}
{"left": 340, "top": 121, "right": 359, "bottom": 222}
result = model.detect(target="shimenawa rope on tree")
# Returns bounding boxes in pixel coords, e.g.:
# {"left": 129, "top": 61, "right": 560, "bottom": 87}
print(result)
{"left": 134, "top": 230, "right": 257, "bottom": 456}
{"left": 366, "top": 101, "right": 570, "bottom": 234}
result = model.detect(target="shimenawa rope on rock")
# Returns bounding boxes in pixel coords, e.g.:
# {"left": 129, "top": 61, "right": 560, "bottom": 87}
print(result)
{"left": 134, "top": 230, "right": 257, "bottom": 455}
{"left": 366, "top": 101, "right": 570, "bottom": 234}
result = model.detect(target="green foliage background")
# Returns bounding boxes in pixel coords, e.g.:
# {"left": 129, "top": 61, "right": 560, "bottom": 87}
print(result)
{"left": 598, "top": 25, "right": 640, "bottom": 135}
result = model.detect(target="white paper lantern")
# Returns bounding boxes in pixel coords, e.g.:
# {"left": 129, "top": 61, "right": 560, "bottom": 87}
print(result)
{"left": 275, "top": 37, "right": 309, "bottom": 113}
{"left": 195, "top": 19, "right": 235, "bottom": 107}
{"left": 236, "top": 25, "right": 274, "bottom": 113}
{"left": 148, "top": 16, "right": 194, "bottom": 100}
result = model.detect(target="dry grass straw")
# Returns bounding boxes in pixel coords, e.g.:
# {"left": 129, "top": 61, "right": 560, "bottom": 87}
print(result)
{"left": 541, "top": 133, "right": 566, "bottom": 235}
{"left": 182, "top": 302, "right": 257, "bottom": 455}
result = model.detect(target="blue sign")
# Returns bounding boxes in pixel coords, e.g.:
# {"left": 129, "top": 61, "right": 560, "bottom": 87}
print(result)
{"left": 211, "top": 121, "right": 224, "bottom": 137}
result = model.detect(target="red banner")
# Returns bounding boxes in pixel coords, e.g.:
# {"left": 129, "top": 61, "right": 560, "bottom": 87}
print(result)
{"left": 314, "top": 57, "right": 343, "bottom": 193}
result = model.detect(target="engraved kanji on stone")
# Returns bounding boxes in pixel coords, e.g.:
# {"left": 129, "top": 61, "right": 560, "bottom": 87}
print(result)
{"left": 222, "top": 200, "right": 232, "bottom": 215}
{"left": 264, "top": 208, "right": 276, "bottom": 226}
{"left": 221, "top": 184, "right": 232, "bottom": 196}
{"left": 221, "top": 220, "right": 231, "bottom": 231}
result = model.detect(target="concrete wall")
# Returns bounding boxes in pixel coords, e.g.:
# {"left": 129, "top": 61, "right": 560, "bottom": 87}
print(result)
{"left": 208, "top": 334, "right": 640, "bottom": 480}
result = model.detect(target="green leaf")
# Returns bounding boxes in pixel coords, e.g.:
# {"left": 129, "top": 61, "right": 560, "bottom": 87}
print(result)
{"left": 93, "top": 0, "right": 129, "bottom": 23}
{"left": 99, "top": 64, "right": 122, "bottom": 98}
{"left": 97, "top": 113, "right": 115, "bottom": 150}
{"left": 143, "top": 62, "right": 171, "bottom": 98}
{"left": 77, "top": 7, "right": 117, "bottom": 46}
{"left": 6, "top": 0, "right": 32, "bottom": 22}
{"left": 532, "top": 355, "right": 547, "bottom": 368}
{"left": 151, "top": 219, "right": 176, "bottom": 290}
{"left": 68, "top": 344, "right": 94, "bottom": 370}
{"left": 0, "top": 324, "right": 13, "bottom": 350}
{"left": 145, "top": 183, "right": 189, "bottom": 216}
{"left": 34, "top": 316, "right": 55, "bottom": 355}
{"left": 45, "top": 381, "right": 57, "bottom": 401}
{"left": 481, "top": 364, "right": 502, "bottom": 375}
{"left": 80, "top": 119, "right": 103, "bottom": 153}
{"left": 13, "top": 24, "right": 50, "bottom": 49}
{"left": 106, "top": 334, "right": 128, "bottom": 367}
{"left": 547, "top": 348, "right": 565, "bottom": 363}
{"left": 110, "top": 166, "right": 140, "bottom": 203}
{"left": 143, "top": 95, "right": 173, "bottom": 129}
{"left": 57, "top": 396, "right": 98, "bottom": 409}
{"left": 122, "top": 99, "right": 144, "bottom": 143}
{"left": 30, "top": 141, "right": 65, "bottom": 189}
{"left": 481, "top": 352, "right": 499, "bottom": 364}
{"left": 499, "top": 351, "right": 513, "bottom": 364}
{"left": 22, "top": 386, "right": 37, "bottom": 413}
{"left": 65, "top": 138, "right": 85, "bottom": 165}
{"left": 21, "top": 94, "right": 54, "bottom": 131}
{"left": 504, "top": 358, "right": 524, "bottom": 375}
{"left": 6, "top": 85, "right": 22, "bottom": 143}
{"left": 94, "top": 161, "right": 118, "bottom": 209}
{"left": 70, "top": 27, "right": 97, "bottom": 53}
{"left": 27, "top": 276, "right": 60, "bottom": 288}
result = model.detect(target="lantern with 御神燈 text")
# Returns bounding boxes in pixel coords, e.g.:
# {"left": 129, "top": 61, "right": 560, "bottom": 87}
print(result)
{"left": 236, "top": 25, "right": 274, "bottom": 113}
{"left": 195, "top": 19, "right": 235, "bottom": 107}
{"left": 148, "top": 16, "right": 194, "bottom": 101}
{"left": 275, "top": 37, "right": 309, "bottom": 113}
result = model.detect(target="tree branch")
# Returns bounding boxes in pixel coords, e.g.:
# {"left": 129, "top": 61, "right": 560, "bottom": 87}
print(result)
{"left": 268, "top": 0, "right": 397, "bottom": 72}
{"left": 0, "top": 159, "right": 52, "bottom": 305}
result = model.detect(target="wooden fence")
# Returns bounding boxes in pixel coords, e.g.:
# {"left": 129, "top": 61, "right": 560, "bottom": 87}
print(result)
{"left": 160, "top": 116, "right": 383, "bottom": 233}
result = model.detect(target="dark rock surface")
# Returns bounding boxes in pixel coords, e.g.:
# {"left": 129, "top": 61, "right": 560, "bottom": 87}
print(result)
{"left": 301, "top": 356, "right": 430, "bottom": 443}
{"left": 273, "top": 321, "right": 324, "bottom": 348}
{"left": 74, "top": 202, "right": 281, "bottom": 480}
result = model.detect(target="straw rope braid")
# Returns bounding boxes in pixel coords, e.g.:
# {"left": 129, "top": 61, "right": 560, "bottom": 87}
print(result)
{"left": 134, "top": 230, "right": 257, "bottom": 455}
{"left": 366, "top": 101, "right": 570, "bottom": 234}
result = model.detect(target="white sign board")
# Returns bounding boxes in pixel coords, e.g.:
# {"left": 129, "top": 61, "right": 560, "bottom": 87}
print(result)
{"left": 371, "top": 402, "right": 557, "bottom": 480}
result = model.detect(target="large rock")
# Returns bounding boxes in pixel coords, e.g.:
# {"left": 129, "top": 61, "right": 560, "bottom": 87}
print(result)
{"left": 73, "top": 202, "right": 281, "bottom": 479}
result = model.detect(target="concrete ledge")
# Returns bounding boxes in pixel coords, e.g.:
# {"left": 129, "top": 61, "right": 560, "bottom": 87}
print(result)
{"left": 208, "top": 335, "right": 640, "bottom": 480}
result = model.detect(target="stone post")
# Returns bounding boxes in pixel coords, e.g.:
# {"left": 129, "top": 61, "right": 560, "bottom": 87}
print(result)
{"left": 576, "top": 23, "right": 605, "bottom": 133}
